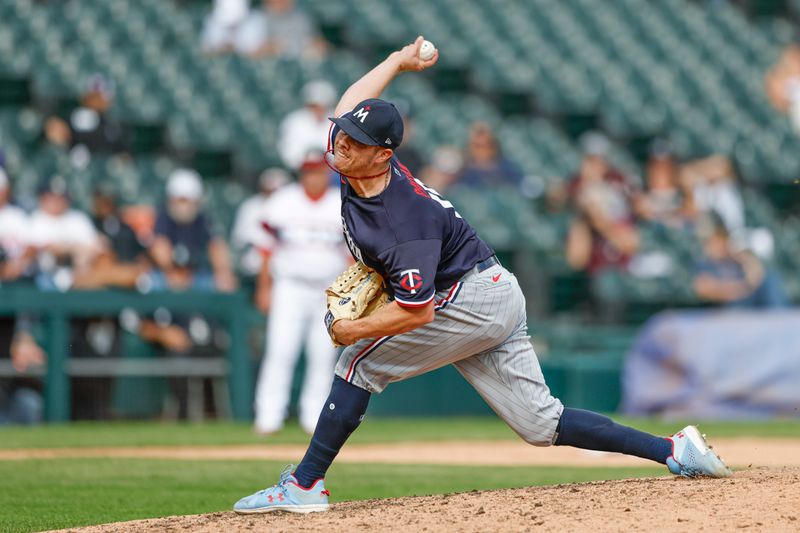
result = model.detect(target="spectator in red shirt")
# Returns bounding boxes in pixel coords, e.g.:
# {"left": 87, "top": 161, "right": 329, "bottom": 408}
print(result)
{"left": 566, "top": 132, "right": 639, "bottom": 274}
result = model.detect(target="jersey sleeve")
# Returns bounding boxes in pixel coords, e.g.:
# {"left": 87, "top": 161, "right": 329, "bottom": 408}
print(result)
{"left": 378, "top": 239, "right": 441, "bottom": 308}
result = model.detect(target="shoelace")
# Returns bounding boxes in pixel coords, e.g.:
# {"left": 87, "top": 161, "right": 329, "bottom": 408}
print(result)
{"left": 256, "top": 464, "right": 296, "bottom": 495}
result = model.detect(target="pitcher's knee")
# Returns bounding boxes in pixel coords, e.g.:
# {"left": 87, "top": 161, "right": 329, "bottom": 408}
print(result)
{"left": 519, "top": 428, "right": 557, "bottom": 447}
{"left": 522, "top": 434, "right": 554, "bottom": 447}
{"left": 515, "top": 417, "right": 560, "bottom": 447}
{"left": 516, "top": 398, "right": 563, "bottom": 447}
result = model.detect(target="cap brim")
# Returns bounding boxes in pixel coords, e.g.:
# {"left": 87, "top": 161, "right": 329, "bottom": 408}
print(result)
{"left": 330, "top": 117, "right": 380, "bottom": 146}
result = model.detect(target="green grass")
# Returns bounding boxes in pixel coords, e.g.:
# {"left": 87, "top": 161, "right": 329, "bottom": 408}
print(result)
{"left": 0, "top": 458, "right": 662, "bottom": 533}
{"left": 1, "top": 417, "right": 799, "bottom": 449}
{"left": 0, "top": 417, "right": 797, "bottom": 532}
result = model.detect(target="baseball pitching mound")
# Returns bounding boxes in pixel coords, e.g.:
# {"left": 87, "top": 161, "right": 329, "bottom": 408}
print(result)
{"left": 53, "top": 467, "right": 799, "bottom": 533}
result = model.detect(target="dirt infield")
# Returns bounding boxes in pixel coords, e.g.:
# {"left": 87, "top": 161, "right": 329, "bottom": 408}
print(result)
{"left": 3, "top": 437, "right": 798, "bottom": 467}
{"left": 49, "top": 467, "right": 799, "bottom": 533}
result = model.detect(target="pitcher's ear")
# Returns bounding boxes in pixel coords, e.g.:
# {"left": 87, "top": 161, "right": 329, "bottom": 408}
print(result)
{"left": 375, "top": 148, "right": 393, "bottom": 165}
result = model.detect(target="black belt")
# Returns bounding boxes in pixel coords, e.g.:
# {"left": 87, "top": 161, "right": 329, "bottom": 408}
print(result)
{"left": 475, "top": 255, "right": 499, "bottom": 273}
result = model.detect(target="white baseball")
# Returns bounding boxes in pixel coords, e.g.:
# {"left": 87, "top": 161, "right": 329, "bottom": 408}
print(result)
{"left": 419, "top": 40, "right": 436, "bottom": 61}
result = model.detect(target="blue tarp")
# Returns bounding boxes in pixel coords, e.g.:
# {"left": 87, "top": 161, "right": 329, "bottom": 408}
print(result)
{"left": 622, "top": 309, "right": 800, "bottom": 418}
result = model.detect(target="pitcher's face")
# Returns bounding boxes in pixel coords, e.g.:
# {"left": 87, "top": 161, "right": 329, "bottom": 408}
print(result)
{"left": 333, "top": 131, "right": 389, "bottom": 176}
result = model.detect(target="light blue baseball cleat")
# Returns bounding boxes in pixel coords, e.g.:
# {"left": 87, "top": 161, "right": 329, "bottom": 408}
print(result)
{"left": 666, "top": 425, "right": 732, "bottom": 478}
{"left": 234, "top": 465, "right": 330, "bottom": 514}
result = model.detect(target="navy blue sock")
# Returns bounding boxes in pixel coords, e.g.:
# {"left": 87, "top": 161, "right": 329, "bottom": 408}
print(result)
{"left": 555, "top": 408, "right": 672, "bottom": 464}
{"left": 293, "top": 376, "right": 371, "bottom": 487}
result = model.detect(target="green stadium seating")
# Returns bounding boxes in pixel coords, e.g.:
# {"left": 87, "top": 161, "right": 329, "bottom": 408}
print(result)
{"left": 1, "top": 0, "right": 798, "bottom": 318}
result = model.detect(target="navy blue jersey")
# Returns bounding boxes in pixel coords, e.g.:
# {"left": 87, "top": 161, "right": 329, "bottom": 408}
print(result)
{"left": 334, "top": 147, "right": 494, "bottom": 307}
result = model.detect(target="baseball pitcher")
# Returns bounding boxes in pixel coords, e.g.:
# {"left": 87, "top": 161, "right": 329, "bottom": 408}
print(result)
{"left": 234, "top": 37, "right": 730, "bottom": 515}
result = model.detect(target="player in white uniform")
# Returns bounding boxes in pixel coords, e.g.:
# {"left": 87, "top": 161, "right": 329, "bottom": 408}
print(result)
{"left": 253, "top": 152, "right": 349, "bottom": 435}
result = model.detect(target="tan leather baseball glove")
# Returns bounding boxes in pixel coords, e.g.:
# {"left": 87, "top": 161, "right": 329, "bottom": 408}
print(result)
{"left": 324, "top": 262, "right": 389, "bottom": 346}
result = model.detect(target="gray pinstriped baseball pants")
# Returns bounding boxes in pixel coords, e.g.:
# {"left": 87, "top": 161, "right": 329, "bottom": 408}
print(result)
{"left": 335, "top": 263, "right": 564, "bottom": 446}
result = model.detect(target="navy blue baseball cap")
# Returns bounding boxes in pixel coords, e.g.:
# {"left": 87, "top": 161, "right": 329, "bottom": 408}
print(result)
{"left": 330, "top": 98, "right": 404, "bottom": 149}
{"left": 37, "top": 175, "right": 69, "bottom": 197}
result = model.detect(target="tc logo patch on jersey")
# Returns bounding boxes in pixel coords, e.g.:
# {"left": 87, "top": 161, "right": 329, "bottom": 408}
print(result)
{"left": 399, "top": 269, "right": 423, "bottom": 294}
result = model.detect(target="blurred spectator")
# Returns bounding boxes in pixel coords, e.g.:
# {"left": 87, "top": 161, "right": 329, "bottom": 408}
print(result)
{"left": 232, "top": 0, "right": 328, "bottom": 59}
{"left": 565, "top": 132, "right": 639, "bottom": 274}
{"left": 200, "top": 0, "right": 250, "bottom": 55}
{"left": 28, "top": 176, "right": 104, "bottom": 292}
{"left": 148, "top": 170, "right": 238, "bottom": 419}
{"left": 149, "top": 169, "right": 237, "bottom": 293}
{"left": 44, "top": 74, "right": 127, "bottom": 159}
{"left": 457, "top": 122, "right": 525, "bottom": 189}
{"left": 693, "top": 218, "right": 788, "bottom": 309}
{"left": 231, "top": 168, "right": 290, "bottom": 278}
{"left": 91, "top": 185, "right": 148, "bottom": 265}
{"left": 277, "top": 80, "right": 337, "bottom": 171}
{"left": 253, "top": 152, "right": 348, "bottom": 434}
{"left": 565, "top": 212, "right": 639, "bottom": 274}
{"left": 679, "top": 153, "right": 745, "bottom": 233}
{"left": 0, "top": 328, "right": 44, "bottom": 425}
{"left": 566, "top": 132, "right": 635, "bottom": 205}
{"left": 765, "top": 44, "right": 800, "bottom": 133}
{"left": 66, "top": 185, "right": 152, "bottom": 290}
{"left": 87, "top": 185, "right": 193, "bottom": 354}
{"left": 420, "top": 145, "right": 462, "bottom": 193}
{"left": 0, "top": 168, "right": 35, "bottom": 284}
{"left": 634, "top": 142, "right": 694, "bottom": 229}
{"left": 564, "top": 134, "right": 641, "bottom": 319}
{"left": 0, "top": 385, "right": 43, "bottom": 425}
{"left": 677, "top": 150, "right": 776, "bottom": 260}
{"left": 26, "top": 180, "right": 120, "bottom": 419}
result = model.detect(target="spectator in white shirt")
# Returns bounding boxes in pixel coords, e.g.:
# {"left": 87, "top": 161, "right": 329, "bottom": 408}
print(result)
{"left": 233, "top": 0, "right": 328, "bottom": 59}
{"left": 200, "top": 0, "right": 250, "bottom": 55}
{"left": 28, "top": 176, "right": 104, "bottom": 291}
{"left": 679, "top": 154, "right": 745, "bottom": 233}
{"left": 277, "top": 80, "right": 337, "bottom": 171}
